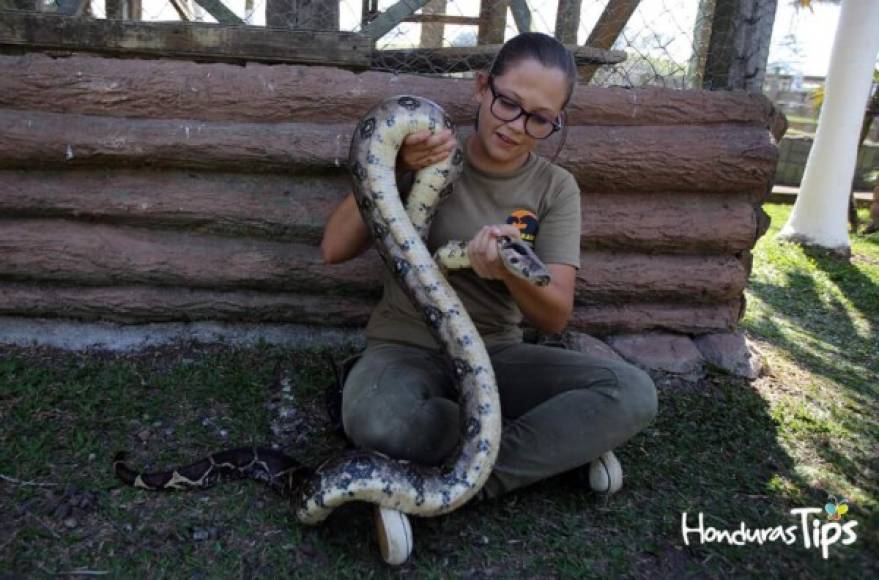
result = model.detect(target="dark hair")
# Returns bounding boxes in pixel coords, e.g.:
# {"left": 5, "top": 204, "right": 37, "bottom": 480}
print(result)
{"left": 488, "top": 32, "right": 577, "bottom": 110}
{"left": 483, "top": 32, "right": 576, "bottom": 160}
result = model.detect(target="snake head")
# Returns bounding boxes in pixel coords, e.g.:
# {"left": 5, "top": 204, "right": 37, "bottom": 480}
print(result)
{"left": 498, "top": 237, "right": 552, "bottom": 287}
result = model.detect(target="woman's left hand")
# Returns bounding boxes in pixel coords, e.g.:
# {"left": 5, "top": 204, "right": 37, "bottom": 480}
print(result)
{"left": 467, "top": 224, "right": 522, "bottom": 281}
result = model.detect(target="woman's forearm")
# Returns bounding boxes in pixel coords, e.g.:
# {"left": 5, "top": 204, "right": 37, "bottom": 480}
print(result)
{"left": 320, "top": 192, "right": 372, "bottom": 264}
{"left": 501, "top": 264, "right": 576, "bottom": 334}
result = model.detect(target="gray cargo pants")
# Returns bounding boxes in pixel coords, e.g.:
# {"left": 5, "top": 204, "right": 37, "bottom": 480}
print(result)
{"left": 341, "top": 340, "right": 657, "bottom": 499}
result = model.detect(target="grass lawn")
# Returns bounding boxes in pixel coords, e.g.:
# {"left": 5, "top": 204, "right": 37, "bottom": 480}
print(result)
{"left": 1, "top": 203, "right": 876, "bottom": 578}
{"left": 784, "top": 116, "right": 818, "bottom": 126}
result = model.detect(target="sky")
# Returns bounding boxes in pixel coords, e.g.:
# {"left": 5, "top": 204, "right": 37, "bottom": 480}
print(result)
{"left": 769, "top": 0, "right": 839, "bottom": 77}
{"left": 117, "top": 0, "right": 845, "bottom": 78}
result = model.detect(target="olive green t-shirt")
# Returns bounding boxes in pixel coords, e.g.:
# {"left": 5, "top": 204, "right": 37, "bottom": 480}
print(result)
{"left": 365, "top": 148, "right": 582, "bottom": 350}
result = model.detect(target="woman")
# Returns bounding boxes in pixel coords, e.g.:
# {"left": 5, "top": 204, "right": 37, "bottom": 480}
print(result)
{"left": 321, "top": 32, "right": 656, "bottom": 504}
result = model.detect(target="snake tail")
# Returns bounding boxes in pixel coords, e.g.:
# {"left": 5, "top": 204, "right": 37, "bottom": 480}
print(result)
{"left": 113, "top": 448, "right": 311, "bottom": 497}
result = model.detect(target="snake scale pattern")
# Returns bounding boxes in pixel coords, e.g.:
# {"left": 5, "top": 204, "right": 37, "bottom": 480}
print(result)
{"left": 114, "top": 95, "right": 550, "bottom": 525}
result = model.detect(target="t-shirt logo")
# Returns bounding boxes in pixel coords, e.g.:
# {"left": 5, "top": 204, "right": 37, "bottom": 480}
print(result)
{"left": 506, "top": 209, "right": 539, "bottom": 244}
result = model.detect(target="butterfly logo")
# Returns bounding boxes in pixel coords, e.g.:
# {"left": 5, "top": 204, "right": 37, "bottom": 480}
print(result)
{"left": 824, "top": 495, "right": 849, "bottom": 521}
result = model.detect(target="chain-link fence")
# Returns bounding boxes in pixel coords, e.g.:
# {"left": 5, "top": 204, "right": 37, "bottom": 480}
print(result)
{"left": 6, "top": 1, "right": 782, "bottom": 90}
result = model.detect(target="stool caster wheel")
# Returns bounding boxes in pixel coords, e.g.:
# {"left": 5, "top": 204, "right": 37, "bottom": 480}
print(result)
{"left": 374, "top": 506, "right": 413, "bottom": 565}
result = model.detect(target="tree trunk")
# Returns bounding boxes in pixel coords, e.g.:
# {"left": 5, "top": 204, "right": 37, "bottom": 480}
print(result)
{"left": 688, "top": 0, "right": 715, "bottom": 88}
{"left": 865, "top": 182, "right": 879, "bottom": 235}
{"left": 478, "top": 0, "right": 508, "bottom": 45}
{"left": 848, "top": 81, "right": 879, "bottom": 230}
{"left": 701, "top": 0, "right": 777, "bottom": 92}
{"left": 779, "top": 0, "right": 879, "bottom": 255}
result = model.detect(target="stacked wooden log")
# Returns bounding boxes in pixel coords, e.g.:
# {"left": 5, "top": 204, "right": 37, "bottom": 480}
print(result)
{"left": 0, "top": 53, "right": 779, "bottom": 336}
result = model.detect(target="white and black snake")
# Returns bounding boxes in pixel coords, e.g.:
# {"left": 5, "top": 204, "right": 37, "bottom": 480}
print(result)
{"left": 113, "top": 96, "right": 551, "bottom": 526}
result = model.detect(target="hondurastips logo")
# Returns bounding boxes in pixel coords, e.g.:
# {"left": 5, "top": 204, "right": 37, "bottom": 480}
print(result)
{"left": 681, "top": 500, "right": 858, "bottom": 559}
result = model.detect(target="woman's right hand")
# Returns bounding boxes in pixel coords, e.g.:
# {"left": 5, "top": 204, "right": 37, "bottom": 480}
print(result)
{"left": 397, "top": 129, "right": 457, "bottom": 172}
{"left": 322, "top": 129, "right": 456, "bottom": 265}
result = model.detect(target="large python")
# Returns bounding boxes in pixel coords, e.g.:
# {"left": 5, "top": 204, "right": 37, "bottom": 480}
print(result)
{"left": 113, "top": 96, "right": 550, "bottom": 527}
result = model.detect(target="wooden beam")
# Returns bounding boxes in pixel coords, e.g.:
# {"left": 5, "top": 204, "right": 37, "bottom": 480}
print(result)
{"left": 579, "top": 0, "right": 641, "bottom": 83}
{"left": 555, "top": 0, "right": 582, "bottom": 44}
{"left": 192, "top": 0, "right": 242, "bottom": 24}
{"left": 509, "top": 0, "right": 532, "bottom": 33}
{"left": 0, "top": 170, "right": 763, "bottom": 253}
{"left": 169, "top": 0, "right": 194, "bottom": 21}
{"left": 361, "top": 0, "right": 432, "bottom": 41}
{"left": 0, "top": 219, "right": 748, "bottom": 303}
{"left": 403, "top": 14, "right": 479, "bottom": 26}
{"left": 105, "top": 0, "right": 138, "bottom": 20}
{"left": 105, "top": 0, "right": 122, "bottom": 19}
{"left": 0, "top": 282, "right": 376, "bottom": 328}
{"left": 128, "top": 0, "right": 142, "bottom": 19}
{"left": 0, "top": 10, "right": 370, "bottom": 67}
{"left": 478, "top": 0, "right": 508, "bottom": 45}
{"left": 0, "top": 53, "right": 777, "bottom": 126}
{"left": 361, "top": 0, "right": 378, "bottom": 29}
{"left": 585, "top": 0, "right": 640, "bottom": 46}
{"left": 372, "top": 43, "right": 626, "bottom": 74}
{"left": 0, "top": 0, "right": 33, "bottom": 9}
{"left": 0, "top": 109, "right": 777, "bottom": 192}
{"left": 0, "top": 282, "right": 744, "bottom": 335}
{"left": 419, "top": 0, "right": 447, "bottom": 48}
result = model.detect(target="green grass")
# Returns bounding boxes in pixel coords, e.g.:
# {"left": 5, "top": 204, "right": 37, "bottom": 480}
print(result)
{"left": 740, "top": 204, "right": 879, "bottom": 551}
{"left": 784, "top": 116, "right": 818, "bottom": 126}
{"left": 1, "top": 204, "right": 877, "bottom": 578}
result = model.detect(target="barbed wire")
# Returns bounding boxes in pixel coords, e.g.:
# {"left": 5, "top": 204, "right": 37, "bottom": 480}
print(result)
{"left": 11, "top": 0, "right": 780, "bottom": 91}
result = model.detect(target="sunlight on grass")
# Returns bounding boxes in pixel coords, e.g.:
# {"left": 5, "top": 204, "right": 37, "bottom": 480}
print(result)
{"left": 743, "top": 203, "right": 878, "bottom": 539}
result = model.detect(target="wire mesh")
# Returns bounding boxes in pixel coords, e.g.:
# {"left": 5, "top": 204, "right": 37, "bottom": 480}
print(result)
{"left": 6, "top": 1, "right": 784, "bottom": 91}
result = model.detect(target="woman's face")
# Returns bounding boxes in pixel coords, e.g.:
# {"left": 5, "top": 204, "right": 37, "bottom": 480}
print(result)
{"left": 470, "top": 58, "right": 568, "bottom": 173}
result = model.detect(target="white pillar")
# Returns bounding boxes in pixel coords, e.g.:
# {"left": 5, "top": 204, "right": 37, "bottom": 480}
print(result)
{"left": 778, "top": 0, "right": 879, "bottom": 255}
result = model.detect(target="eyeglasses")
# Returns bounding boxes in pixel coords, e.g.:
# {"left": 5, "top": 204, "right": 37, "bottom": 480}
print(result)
{"left": 487, "top": 76, "right": 563, "bottom": 140}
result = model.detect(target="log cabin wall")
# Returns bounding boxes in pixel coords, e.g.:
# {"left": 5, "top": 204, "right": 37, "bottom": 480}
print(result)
{"left": 0, "top": 52, "right": 779, "bottom": 338}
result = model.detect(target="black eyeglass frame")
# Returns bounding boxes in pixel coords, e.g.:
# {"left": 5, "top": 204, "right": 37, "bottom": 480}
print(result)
{"left": 486, "top": 76, "right": 563, "bottom": 140}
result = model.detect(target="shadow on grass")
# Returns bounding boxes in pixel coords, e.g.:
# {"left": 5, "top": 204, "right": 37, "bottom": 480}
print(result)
{"left": 747, "top": 246, "right": 878, "bottom": 402}
{"left": 744, "top": 242, "right": 879, "bottom": 554}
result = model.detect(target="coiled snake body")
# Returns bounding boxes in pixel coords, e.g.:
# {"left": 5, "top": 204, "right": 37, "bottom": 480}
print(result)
{"left": 114, "top": 96, "right": 550, "bottom": 526}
